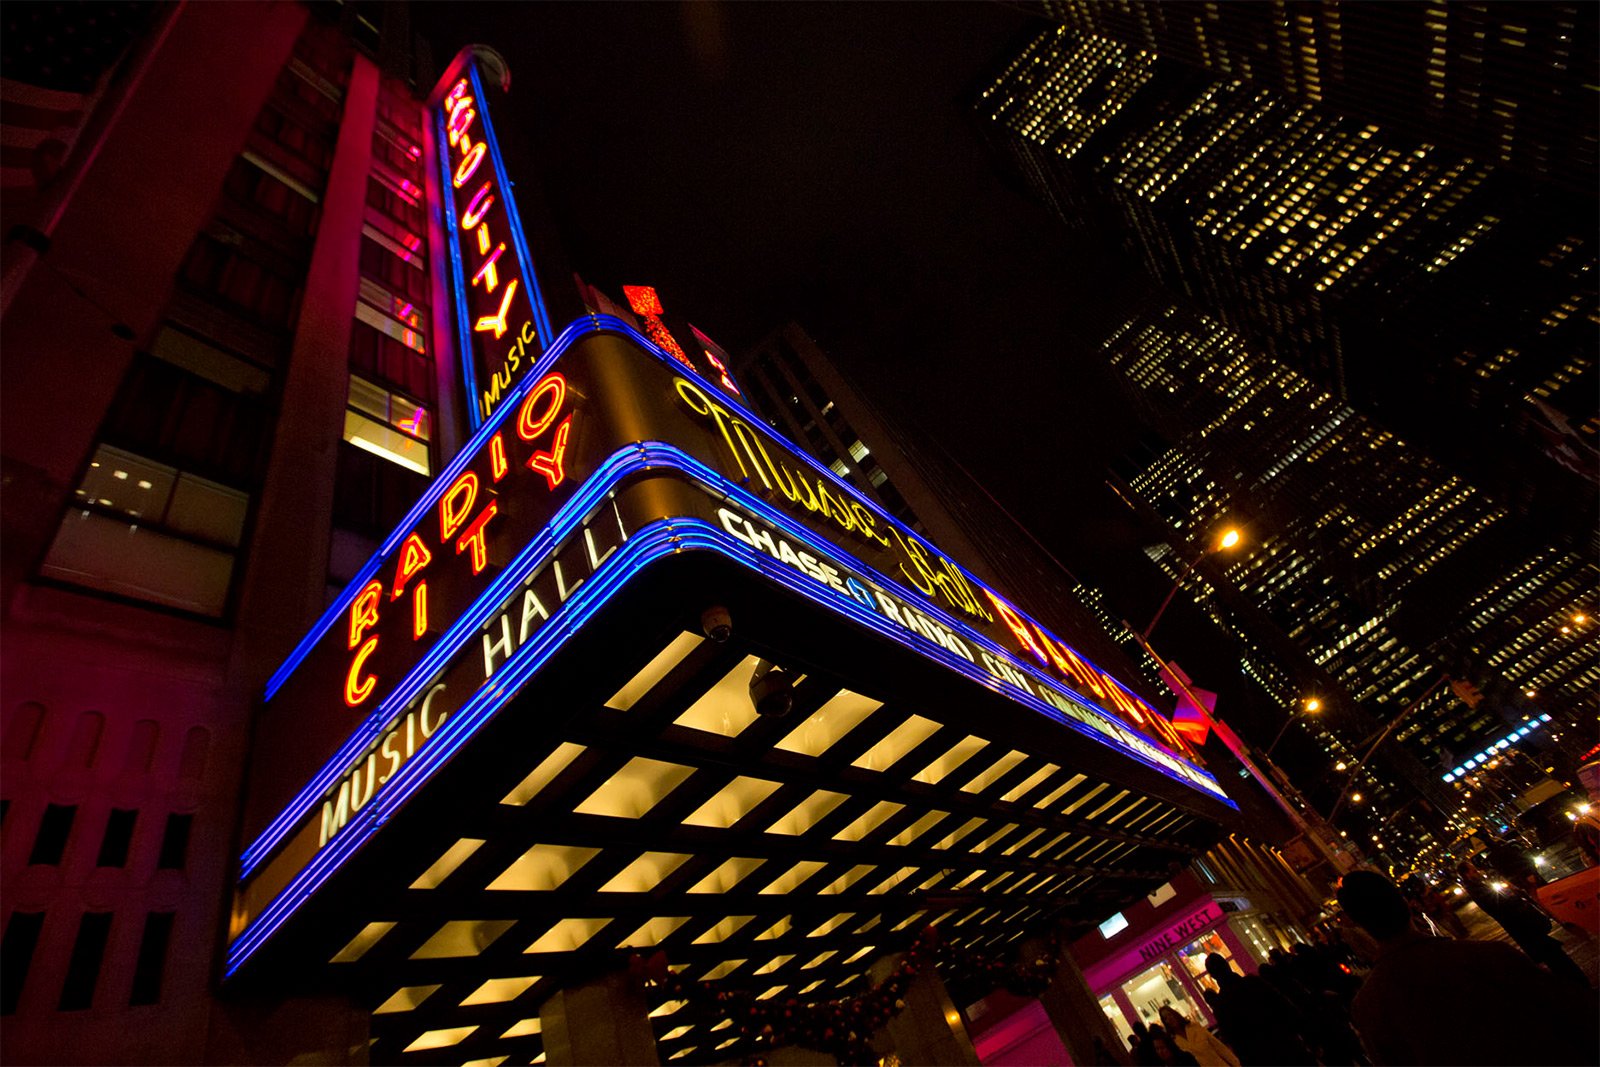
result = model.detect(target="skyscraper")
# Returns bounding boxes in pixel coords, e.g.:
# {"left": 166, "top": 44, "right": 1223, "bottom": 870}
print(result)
{"left": 974, "top": 15, "right": 1596, "bottom": 858}
{"left": 977, "top": 18, "right": 1597, "bottom": 533}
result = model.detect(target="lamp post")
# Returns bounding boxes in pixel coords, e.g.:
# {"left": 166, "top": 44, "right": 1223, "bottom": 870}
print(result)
{"left": 1325, "top": 674, "right": 1448, "bottom": 823}
{"left": 1265, "top": 697, "right": 1321, "bottom": 759}
{"left": 1140, "top": 526, "right": 1242, "bottom": 641}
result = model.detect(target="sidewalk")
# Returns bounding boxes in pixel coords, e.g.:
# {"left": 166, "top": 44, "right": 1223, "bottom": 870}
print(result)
{"left": 1454, "top": 900, "right": 1598, "bottom": 985}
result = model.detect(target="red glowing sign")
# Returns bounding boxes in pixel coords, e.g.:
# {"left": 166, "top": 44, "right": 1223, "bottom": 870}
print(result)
{"left": 438, "top": 71, "right": 546, "bottom": 424}
{"left": 623, "top": 285, "right": 695, "bottom": 371}
{"left": 339, "top": 372, "right": 572, "bottom": 708}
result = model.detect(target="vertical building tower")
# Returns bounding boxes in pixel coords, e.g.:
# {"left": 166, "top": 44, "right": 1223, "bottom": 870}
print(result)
{"left": 976, "top": 20, "right": 1597, "bottom": 531}
{"left": 0, "top": 5, "right": 471, "bottom": 1060}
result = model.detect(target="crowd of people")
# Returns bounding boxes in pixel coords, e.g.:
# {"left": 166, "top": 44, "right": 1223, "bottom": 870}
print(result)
{"left": 1104, "top": 863, "right": 1596, "bottom": 1066}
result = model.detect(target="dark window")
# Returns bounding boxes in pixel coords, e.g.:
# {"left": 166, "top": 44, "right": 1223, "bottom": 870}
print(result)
{"left": 29, "top": 804, "right": 76, "bottom": 866}
{"left": 366, "top": 173, "right": 424, "bottom": 233}
{"left": 156, "top": 814, "right": 193, "bottom": 871}
{"left": 96, "top": 809, "right": 137, "bottom": 868}
{"left": 128, "top": 912, "right": 175, "bottom": 1006}
{"left": 58, "top": 912, "right": 112, "bottom": 1011}
{"left": 1, "top": 911, "right": 45, "bottom": 1014}
{"left": 348, "top": 319, "right": 434, "bottom": 402}
{"left": 332, "top": 441, "right": 429, "bottom": 541}
{"left": 223, "top": 156, "right": 320, "bottom": 237}
{"left": 179, "top": 229, "right": 303, "bottom": 331}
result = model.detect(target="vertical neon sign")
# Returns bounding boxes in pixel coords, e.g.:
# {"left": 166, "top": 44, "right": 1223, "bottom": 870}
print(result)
{"left": 434, "top": 57, "right": 555, "bottom": 428}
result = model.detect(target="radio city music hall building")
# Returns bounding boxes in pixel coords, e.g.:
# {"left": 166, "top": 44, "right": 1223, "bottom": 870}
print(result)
{"left": 0, "top": 5, "right": 1249, "bottom": 1064}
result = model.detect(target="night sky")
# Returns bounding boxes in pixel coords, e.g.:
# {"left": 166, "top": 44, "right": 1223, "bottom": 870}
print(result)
{"left": 413, "top": 3, "right": 1278, "bottom": 744}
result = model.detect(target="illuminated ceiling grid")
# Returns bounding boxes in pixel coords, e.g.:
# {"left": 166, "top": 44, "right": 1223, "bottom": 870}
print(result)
{"left": 306, "top": 632, "right": 1211, "bottom": 1066}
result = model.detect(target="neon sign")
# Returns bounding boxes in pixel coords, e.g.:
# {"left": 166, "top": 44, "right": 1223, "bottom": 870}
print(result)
{"left": 623, "top": 284, "right": 694, "bottom": 370}
{"left": 669, "top": 375, "right": 1195, "bottom": 757}
{"left": 434, "top": 57, "right": 554, "bottom": 426}
{"left": 231, "top": 317, "right": 1229, "bottom": 975}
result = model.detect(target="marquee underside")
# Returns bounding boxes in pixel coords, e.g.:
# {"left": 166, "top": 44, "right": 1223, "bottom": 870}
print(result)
{"left": 228, "top": 546, "right": 1234, "bottom": 1066}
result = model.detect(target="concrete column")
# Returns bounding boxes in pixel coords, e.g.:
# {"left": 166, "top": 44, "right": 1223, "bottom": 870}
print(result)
{"left": 1028, "top": 936, "right": 1128, "bottom": 1067}
{"left": 539, "top": 970, "right": 660, "bottom": 1066}
{"left": 868, "top": 953, "right": 979, "bottom": 1067}
{"left": 1214, "top": 918, "right": 1260, "bottom": 972}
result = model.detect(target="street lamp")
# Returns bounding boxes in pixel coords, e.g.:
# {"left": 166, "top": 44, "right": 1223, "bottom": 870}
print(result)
{"left": 1140, "top": 525, "right": 1243, "bottom": 641}
{"left": 1264, "top": 696, "right": 1322, "bottom": 758}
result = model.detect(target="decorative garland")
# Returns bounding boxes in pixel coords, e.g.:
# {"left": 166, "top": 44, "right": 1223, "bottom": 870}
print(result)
{"left": 629, "top": 926, "right": 1061, "bottom": 1063}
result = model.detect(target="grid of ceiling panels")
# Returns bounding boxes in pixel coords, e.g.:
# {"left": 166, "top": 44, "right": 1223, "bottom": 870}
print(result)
{"left": 318, "top": 631, "right": 1213, "bottom": 1066}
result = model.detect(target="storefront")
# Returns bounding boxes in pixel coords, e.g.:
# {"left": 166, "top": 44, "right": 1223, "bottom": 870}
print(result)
{"left": 1073, "top": 870, "right": 1309, "bottom": 1044}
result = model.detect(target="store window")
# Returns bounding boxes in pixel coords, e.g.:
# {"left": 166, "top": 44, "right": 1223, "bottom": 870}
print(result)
{"left": 1119, "top": 959, "right": 1203, "bottom": 1029}
{"left": 1177, "top": 928, "right": 1240, "bottom": 995}
{"left": 1099, "top": 993, "right": 1134, "bottom": 1047}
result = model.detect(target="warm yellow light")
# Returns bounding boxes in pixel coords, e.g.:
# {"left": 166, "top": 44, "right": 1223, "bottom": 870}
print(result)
{"left": 1574, "top": 613, "right": 1588, "bottom": 624}
{"left": 1305, "top": 698, "right": 1322, "bottom": 713}
{"left": 1525, "top": 689, "right": 1537, "bottom": 698}
{"left": 1218, "top": 528, "right": 1242, "bottom": 550}
{"left": 1335, "top": 761, "right": 1347, "bottom": 771}
{"left": 1351, "top": 792, "right": 1363, "bottom": 803}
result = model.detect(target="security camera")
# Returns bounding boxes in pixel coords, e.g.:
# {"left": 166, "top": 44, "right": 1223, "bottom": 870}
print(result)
{"left": 748, "top": 660, "right": 794, "bottom": 718}
{"left": 701, "top": 605, "right": 733, "bottom": 643}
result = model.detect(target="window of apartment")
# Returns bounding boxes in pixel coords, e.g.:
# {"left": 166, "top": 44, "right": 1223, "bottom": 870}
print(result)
{"left": 40, "top": 443, "right": 247, "bottom": 617}
{"left": 355, "top": 290, "right": 425, "bottom": 355}
{"left": 344, "top": 375, "right": 430, "bottom": 476}
{"left": 360, "top": 231, "right": 428, "bottom": 303}
{"left": 156, "top": 814, "right": 192, "bottom": 871}
{"left": 1, "top": 912, "right": 45, "bottom": 1014}
{"left": 58, "top": 912, "right": 113, "bottom": 1011}
{"left": 333, "top": 440, "right": 429, "bottom": 541}
{"left": 128, "top": 912, "right": 176, "bottom": 1006}
{"left": 179, "top": 227, "right": 303, "bottom": 331}
{"left": 372, "top": 118, "right": 422, "bottom": 176}
{"left": 349, "top": 319, "right": 433, "bottom": 403}
{"left": 226, "top": 153, "right": 320, "bottom": 236}
{"left": 366, "top": 171, "right": 424, "bottom": 233}
{"left": 253, "top": 102, "right": 334, "bottom": 171}
{"left": 29, "top": 804, "right": 76, "bottom": 866}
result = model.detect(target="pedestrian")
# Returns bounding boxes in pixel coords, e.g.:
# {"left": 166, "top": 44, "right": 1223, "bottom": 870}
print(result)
{"left": 1200, "top": 953, "right": 1315, "bottom": 1065}
{"left": 1148, "top": 1026, "right": 1200, "bottom": 1067}
{"left": 1456, "top": 859, "right": 1591, "bottom": 987}
{"left": 1159, "top": 1004, "right": 1239, "bottom": 1067}
{"left": 1337, "top": 868, "right": 1598, "bottom": 1065}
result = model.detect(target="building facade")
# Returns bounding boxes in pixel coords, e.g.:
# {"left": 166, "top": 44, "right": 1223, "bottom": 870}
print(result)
{"left": 2, "top": 6, "right": 1245, "bottom": 1066}
{"left": 974, "top": 16, "right": 1597, "bottom": 866}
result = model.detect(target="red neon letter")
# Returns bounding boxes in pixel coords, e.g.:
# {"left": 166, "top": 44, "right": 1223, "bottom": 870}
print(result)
{"left": 517, "top": 373, "right": 567, "bottom": 440}
{"left": 391, "top": 532, "right": 433, "bottom": 600}
{"left": 447, "top": 99, "right": 476, "bottom": 147}
{"left": 528, "top": 416, "right": 572, "bottom": 490}
{"left": 472, "top": 242, "right": 506, "bottom": 293}
{"left": 349, "top": 580, "right": 383, "bottom": 650}
{"left": 455, "top": 499, "right": 499, "bottom": 574}
{"left": 983, "top": 590, "right": 1049, "bottom": 667}
{"left": 454, "top": 140, "right": 486, "bottom": 187}
{"left": 345, "top": 637, "right": 379, "bottom": 706}
{"left": 439, "top": 471, "right": 480, "bottom": 542}
{"left": 412, "top": 581, "right": 429, "bottom": 640}
{"left": 490, "top": 434, "right": 509, "bottom": 481}
{"left": 473, "top": 277, "right": 517, "bottom": 339}
{"left": 461, "top": 181, "right": 495, "bottom": 230}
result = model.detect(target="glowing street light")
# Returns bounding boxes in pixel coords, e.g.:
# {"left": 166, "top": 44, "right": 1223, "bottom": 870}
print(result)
{"left": 1266, "top": 695, "right": 1324, "bottom": 758}
{"left": 1335, "top": 761, "right": 1347, "bottom": 771}
{"left": 1139, "top": 525, "right": 1244, "bottom": 641}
